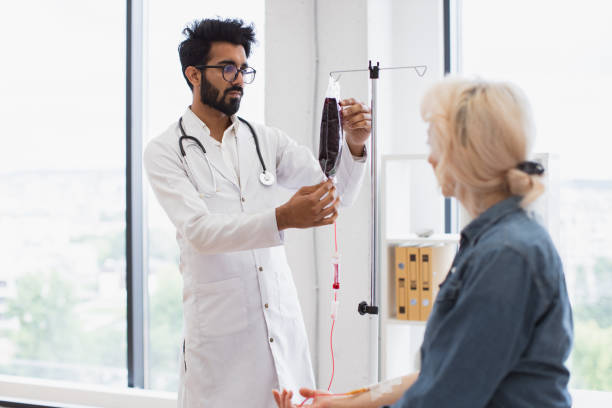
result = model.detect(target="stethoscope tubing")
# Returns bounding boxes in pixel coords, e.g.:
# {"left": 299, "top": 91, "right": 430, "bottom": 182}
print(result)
{"left": 178, "top": 116, "right": 274, "bottom": 192}
{"left": 237, "top": 117, "right": 267, "bottom": 174}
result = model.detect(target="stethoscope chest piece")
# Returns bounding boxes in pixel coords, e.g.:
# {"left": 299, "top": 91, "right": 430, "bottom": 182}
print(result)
{"left": 259, "top": 170, "right": 275, "bottom": 186}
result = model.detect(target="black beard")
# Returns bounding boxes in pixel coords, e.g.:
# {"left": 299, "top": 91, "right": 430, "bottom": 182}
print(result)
{"left": 200, "top": 78, "right": 243, "bottom": 116}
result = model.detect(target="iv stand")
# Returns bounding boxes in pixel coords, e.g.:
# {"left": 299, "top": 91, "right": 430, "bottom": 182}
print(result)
{"left": 329, "top": 61, "right": 428, "bottom": 317}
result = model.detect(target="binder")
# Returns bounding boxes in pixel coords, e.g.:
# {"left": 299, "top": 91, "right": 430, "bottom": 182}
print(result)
{"left": 394, "top": 246, "right": 408, "bottom": 319}
{"left": 419, "top": 246, "right": 433, "bottom": 321}
{"left": 406, "top": 246, "right": 420, "bottom": 321}
{"left": 418, "top": 244, "right": 455, "bottom": 321}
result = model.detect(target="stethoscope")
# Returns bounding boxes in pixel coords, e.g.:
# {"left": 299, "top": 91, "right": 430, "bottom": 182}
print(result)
{"left": 178, "top": 116, "right": 275, "bottom": 194}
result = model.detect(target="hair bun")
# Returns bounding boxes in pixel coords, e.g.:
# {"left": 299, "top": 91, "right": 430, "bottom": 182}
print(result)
{"left": 507, "top": 168, "right": 532, "bottom": 196}
{"left": 506, "top": 168, "right": 545, "bottom": 205}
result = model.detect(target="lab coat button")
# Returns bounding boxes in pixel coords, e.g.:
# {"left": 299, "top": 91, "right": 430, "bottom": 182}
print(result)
{"left": 269, "top": 337, "right": 274, "bottom": 343}
{"left": 258, "top": 266, "right": 264, "bottom": 272}
{"left": 264, "top": 303, "right": 269, "bottom": 309}
{"left": 241, "top": 197, "right": 246, "bottom": 202}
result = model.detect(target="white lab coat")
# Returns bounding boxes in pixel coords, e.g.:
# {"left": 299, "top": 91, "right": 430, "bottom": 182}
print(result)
{"left": 144, "top": 108, "right": 366, "bottom": 407}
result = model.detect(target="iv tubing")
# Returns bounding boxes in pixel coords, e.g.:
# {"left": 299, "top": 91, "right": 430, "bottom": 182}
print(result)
{"left": 328, "top": 221, "right": 339, "bottom": 392}
{"left": 297, "top": 387, "right": 370, "bottom": 407}
{"left": 334, "top": 221, "right": 338, "bottom": 252}
{"left": 328, "top": 311, "right": 336, "bottom": 392}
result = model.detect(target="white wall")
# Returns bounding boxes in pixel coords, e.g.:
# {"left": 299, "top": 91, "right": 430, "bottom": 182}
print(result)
{"left": 264, "top": 0, "right": 321, "bottom": 380}
{"left": 368, "top": 0, "right": 446, "bottom": 381}
{"left": 265, "top": 0, "right": 445, "bottom": 391}
{"left": 265, "top": 0, "right": 372, "bottom": 390}
{"left": 369, "top": 0, "right": 446, "bottom": 238}
{"left": 312, "top": 0, "right": 372, "bottom": 392}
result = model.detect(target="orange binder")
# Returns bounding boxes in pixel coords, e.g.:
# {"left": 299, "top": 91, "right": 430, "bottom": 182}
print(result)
{"left": 419, "top": 247, "right": 433, "bottom": 321}
{"left": 418, "top": 245, "right": 455, "bottom": 321}
{"left": 406, "top": 246, "right": 420, "bottom": 321}
{"left": 394, "top": 246, "right": 408, "bottom": 319}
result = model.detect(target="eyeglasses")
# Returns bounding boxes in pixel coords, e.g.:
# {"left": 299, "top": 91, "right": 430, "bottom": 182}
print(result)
{"left": 195, "top": 64, "right": 256, "bottom": 84}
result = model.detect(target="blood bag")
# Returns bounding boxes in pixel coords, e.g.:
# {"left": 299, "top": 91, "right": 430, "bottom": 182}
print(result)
{"left": 318, "top": 77, "right": 343, "bottom": 178}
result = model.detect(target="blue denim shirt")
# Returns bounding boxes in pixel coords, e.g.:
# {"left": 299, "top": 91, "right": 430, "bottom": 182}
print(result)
{"left": 388, "top": 196, "right": 573, "bottom": 408}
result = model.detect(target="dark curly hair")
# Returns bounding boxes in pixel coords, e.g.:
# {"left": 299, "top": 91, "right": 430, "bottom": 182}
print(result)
{"left": 178, "top": 18, "right": 256, "bottom": 90}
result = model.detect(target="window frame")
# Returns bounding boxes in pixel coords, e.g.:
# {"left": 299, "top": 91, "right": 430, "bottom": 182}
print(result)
{"left": 443, "top": 0, "right": 461, "bottom": 234}
{"left": 126, "top": 0, "right": 147, "bottom": 390}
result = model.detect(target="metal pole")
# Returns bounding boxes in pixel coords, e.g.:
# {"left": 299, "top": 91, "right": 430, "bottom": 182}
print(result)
{"left": 126, "top": 0, "right": 146, "bottom": 388}
{"left": 370, "top": 64, "right": 378, "bottom": 308}
{"left": 329, "top": 62, "right": 427, "bottom": 383}
{"left": 358, "top": 61, "right": 380, "bottom": 317}
{"left": 369, "top": 61, "right": 381, "bottom": 383}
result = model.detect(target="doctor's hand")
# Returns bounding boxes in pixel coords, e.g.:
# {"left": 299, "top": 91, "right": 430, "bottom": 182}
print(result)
{"left": 276, "top": 180, "right": 340, "bottom": 231}
{"left": 272, "top": 389, "right": 297, "bottom": 408}
{"left": 340, "top": 98, "right": 371, "bottom": 157}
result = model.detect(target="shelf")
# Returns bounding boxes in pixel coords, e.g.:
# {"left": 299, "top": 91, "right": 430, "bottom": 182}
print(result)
{"left": 382, "top": 153, "right": 428, "bottom": 161}
{"left": 386, "top": 233, "right": 460, "bottom": 246}
{"left": 384, "top": 318, "right": 428, "bottom": 327}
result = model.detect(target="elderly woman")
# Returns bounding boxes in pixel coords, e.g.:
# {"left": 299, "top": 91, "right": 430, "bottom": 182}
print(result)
{"left": 274, "top": 77, "right": 573, "bottom": 408}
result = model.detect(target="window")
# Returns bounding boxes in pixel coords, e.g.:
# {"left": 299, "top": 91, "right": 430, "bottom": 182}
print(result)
{"left": 142, "top": 0, "right": 265, "bottom": 391}
{"left": 0, "top": 0, "right": 126, "bottom": 385}
{"left": 459, "top": 0, "right": 612, "bottom": 392}
{"left": 0, "top": 0, "right": 266, "bottom": 394}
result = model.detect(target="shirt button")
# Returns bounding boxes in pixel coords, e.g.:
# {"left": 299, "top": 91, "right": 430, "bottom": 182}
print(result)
{"left": 264, "top": 303, "right": 269, "bottom": 309}
{"left": 259, "top": 266, "right": 264, "bottom": 272}
{"left": 269, "top": 337, "right": 274, "bottom": 343}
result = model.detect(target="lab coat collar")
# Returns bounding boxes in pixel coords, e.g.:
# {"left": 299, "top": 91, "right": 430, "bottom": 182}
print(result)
{"left": 180, "top": 108, "right": 241, "bottom": 190}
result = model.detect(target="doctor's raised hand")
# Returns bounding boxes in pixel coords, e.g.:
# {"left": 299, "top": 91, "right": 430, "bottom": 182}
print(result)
{"left": 340, "top": 98, "right": 372, "bottom": 157}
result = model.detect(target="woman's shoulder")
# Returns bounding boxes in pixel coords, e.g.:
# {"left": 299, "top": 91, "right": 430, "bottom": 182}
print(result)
{"left": 482, "top": 210, "right": 551, "bottom": 250}
{"left": 478, "top": 210, "right": 563, "bottom": 293}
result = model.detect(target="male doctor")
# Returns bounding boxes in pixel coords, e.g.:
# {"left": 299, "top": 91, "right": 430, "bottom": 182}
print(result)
{"left": 144, "top": 18, "right": 371, "bottom": 407}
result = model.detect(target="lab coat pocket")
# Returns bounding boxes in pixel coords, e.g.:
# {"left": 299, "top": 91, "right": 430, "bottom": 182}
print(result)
{"left": 196, "top": 277, "right": 248, "bottom": 338}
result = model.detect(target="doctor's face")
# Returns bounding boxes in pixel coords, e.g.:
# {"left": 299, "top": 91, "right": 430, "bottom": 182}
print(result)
{"left": 200, "top": 42, "right": 247, "bottom": 116}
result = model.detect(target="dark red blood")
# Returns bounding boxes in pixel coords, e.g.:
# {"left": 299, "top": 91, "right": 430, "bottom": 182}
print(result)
{"left": 319, "top": 97, "right": 343, "bottom": 177}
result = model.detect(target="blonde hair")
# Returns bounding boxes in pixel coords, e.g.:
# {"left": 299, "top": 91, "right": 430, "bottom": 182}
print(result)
{"left": 421, "top": 77, "right": 544, "bottom": 213}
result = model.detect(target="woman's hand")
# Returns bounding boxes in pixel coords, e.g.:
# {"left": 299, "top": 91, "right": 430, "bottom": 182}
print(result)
{"left": 273, "top": 388, "right": 336, "bottom": 408}
{"left": 299, "top": 388, "right": 335, "bottom": 407}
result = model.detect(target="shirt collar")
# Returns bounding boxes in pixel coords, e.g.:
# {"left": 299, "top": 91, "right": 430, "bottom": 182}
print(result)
{"left": 460, "top": 195, "right": 523, "bottom": 246}
{"left": 183, "top": 107, "right": 241, "bottom": 141}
